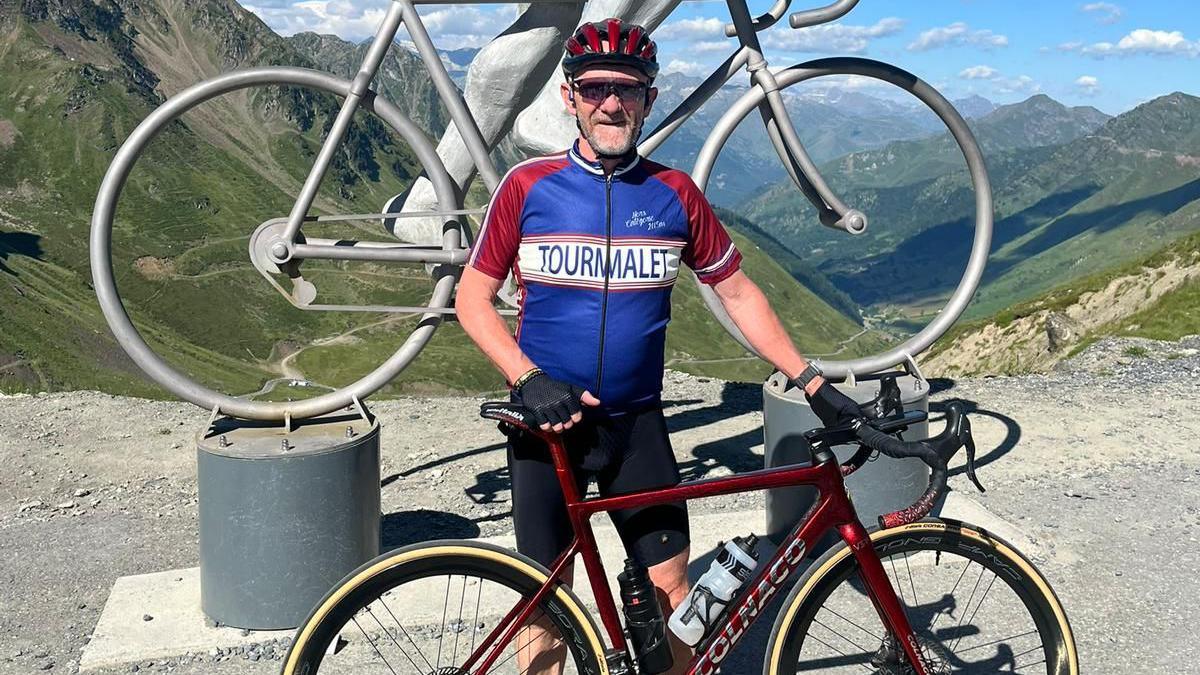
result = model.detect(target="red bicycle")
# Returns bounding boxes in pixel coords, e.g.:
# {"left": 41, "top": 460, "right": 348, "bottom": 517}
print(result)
{"left": 283, "top": 383, "right": 1077, "bottom": 674}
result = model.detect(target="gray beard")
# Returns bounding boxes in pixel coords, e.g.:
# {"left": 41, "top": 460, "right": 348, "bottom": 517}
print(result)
{"left": 577, "top": 116, "right": 644, "bottom": 159}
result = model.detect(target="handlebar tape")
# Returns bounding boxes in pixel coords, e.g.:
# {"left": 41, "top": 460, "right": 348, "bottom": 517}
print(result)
{"left": 853, "top": 420, "right": 949, "bottom": 529}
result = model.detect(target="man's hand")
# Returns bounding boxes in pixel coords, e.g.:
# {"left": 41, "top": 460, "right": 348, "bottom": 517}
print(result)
{"left": 804, "top": 380, "right": 861, "bottom": 429}
{"left": 514, "top": 370, "right": 601, "bottom": 433}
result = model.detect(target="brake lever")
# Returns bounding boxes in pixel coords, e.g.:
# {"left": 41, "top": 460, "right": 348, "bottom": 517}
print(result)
{"left": 960, "top": 417, "right": 986, "bottom": 493}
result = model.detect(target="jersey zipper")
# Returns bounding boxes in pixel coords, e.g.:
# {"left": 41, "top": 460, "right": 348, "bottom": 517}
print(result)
{"left": 595, "top": 173, "right": 613, "bottom": 397}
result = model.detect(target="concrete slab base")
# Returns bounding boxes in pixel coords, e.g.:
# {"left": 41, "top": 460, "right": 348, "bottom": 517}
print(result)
{"left": 80, "top": 497, "right": 1034, "bottom": 672}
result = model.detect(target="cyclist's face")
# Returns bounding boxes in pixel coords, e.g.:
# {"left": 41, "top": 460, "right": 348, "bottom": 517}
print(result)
{"left": 562, "top": 65, "right": 657, "bottom": 158}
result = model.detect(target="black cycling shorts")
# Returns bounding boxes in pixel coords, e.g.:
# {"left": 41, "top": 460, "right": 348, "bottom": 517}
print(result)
{"left": 506, "top": 406, "right": 690, "bottom": 569}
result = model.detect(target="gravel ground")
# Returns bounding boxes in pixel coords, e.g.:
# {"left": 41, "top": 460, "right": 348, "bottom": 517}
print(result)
{"left": 1, "top": 336, "right": 1198, "bottom": 674}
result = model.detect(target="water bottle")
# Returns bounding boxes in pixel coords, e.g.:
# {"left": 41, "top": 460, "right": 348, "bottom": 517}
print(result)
{"left": 668, "top": 534, "right": 759, "bottom": 646}
{"left": 618, "top": 559, "right": 674, "bottom": 674}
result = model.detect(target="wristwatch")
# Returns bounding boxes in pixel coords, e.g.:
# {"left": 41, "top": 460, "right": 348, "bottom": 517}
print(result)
{"left": 793, "top": 362, "right": 823, "bottom": 393}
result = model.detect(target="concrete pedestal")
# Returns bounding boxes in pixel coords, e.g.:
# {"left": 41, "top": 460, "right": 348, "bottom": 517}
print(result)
{"left": 196, "top": 411, "right": 380, "bottom": 630}
{"left": 763, "top": 372, "right": 929, "bottom": 546}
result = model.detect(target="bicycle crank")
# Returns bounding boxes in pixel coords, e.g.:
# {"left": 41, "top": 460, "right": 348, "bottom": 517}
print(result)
{"left": 249, "top": 219, "right": 317, "bottom": 306}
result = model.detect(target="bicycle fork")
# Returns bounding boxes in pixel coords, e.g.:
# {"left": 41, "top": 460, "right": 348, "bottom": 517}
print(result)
{"left": 839, "top": 522, "right": 932, "bottom": 675}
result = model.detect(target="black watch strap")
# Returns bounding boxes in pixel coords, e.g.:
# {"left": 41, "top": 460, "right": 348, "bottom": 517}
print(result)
{"left": 794, "top": 362, "right": 823, "bottom": 390}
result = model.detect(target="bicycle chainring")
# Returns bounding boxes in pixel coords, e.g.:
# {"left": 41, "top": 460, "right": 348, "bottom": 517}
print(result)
{"left": 428, "top": 668, "right": 467, "bottom": 675}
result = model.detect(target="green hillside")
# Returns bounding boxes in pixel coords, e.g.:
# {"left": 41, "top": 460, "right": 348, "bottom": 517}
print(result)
{"left": 742, "top": 91, "right": 1200, "bottom": 325}
{"left": 0, "top": 0, "right": 440, "bottom": 396}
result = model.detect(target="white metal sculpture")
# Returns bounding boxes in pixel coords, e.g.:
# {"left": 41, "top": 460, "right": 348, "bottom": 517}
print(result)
{"left": 384, "top": 0, "right": 683, "bottom": 247}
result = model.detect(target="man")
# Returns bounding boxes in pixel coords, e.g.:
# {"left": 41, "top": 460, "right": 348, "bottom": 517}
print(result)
{"left": 455, "top": 19, "right": 861, "bottom": 674}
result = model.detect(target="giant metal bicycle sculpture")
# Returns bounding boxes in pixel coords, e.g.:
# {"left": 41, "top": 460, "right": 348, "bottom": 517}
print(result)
{"left": 89, "top": 0, "right": 993, "bottom": 421}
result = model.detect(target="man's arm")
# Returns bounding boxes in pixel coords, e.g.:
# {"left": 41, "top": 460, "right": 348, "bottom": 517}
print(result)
{"left": 455, "top": 266, "right": 537, "bottom": 386}
{"left": 709, "top": 269, "right": 826, "bottom": 396}
{"left": 456, "top": 267, "right": 599, "bottom": 431}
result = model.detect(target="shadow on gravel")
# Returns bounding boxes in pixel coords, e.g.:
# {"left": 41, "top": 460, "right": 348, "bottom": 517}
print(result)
{"left": 668, "top": 382, "right": 766, "bottom": 481}
{"left": 383, "top": 441, "right": 506, "bottom": 485}
{"left": 382, "top": 509, "right": 480, "bottom": 550}
{"left": 928, "top": 397, "right": 1022, "bottom": 475}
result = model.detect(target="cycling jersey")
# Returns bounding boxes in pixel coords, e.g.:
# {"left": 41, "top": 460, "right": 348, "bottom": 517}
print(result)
{"left": 469, "top": 140, "right": 742, "bottom": 413}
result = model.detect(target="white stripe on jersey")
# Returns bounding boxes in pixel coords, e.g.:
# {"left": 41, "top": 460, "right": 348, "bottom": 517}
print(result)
{"left": 517, "top": 238, "right": 683, "bottom": 290}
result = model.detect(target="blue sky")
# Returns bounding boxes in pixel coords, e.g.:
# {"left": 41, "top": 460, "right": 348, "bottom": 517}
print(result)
{"left": 243, "top": 1, "right": 1198, "bottom": 115}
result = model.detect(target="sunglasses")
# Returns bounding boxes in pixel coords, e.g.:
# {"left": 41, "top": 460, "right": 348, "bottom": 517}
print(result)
{"left": 572, "top": 80, "right": 649, "bottom": 105}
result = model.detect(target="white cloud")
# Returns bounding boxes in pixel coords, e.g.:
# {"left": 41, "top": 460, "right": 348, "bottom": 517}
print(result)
{"left": 1082, "top": 2, "right": 1122, "bottom": 24}
{"left": 663, "top": 59, "right": 709, "bottom": 77}
{"left": 959, "top": 65, "right": 998, "bottom": 80}
{"left": 1075, "top": 75, "right": 1101, "bottom": 95}
{"left": 687, "top": 40, "right": 739, "bottom": 55}
{"left": 994, "top": 74, "right": 1040, "bottom": 95}
{"left": 244, "top": 0, "right": 518, "bottom": 47}
{"left": 762, "top": 17, "right": 905, "bottom": 54}
{"left": 908, "top": 22, "right": 1008, "bottom": 52}
{"left": 1080, "top": 28, "right": 1199, "bottom": 57}
{"left": 1057, "top": 41, "right": 1084, "bottom": 52}
{"left": 655, "top": 17, "right": 728, "bottom": 41}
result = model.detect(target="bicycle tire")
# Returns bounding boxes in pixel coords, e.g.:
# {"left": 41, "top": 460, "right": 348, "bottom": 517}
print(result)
{"left": 764, "top": 518, "right": 1077, "bottom": 675}
{"left": 689, "top": 57, "right": 993, "bottom": 380}
{"left": 89, "top": 67, "right": 462, "bottom": 421}
{"left": 282, "top": 540, "right": 609, "bottom": 675}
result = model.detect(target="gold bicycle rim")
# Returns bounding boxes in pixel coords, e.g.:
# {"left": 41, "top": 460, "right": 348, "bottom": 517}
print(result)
{"left": 282, "top": 543, "right": 609, "bottom": 675}
{"left": 766, "top": 520, "right": 1078, "bottom": 675}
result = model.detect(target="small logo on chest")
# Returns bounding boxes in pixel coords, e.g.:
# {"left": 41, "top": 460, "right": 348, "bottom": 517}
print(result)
{"left": 625, "top": 210, "right": 668, "bottom": 231}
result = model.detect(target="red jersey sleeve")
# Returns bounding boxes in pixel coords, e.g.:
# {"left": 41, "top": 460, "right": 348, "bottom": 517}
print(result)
{"left": 674, "top": 175, "right": 742, "bottom": 285}
{"left": 468, "top": 175, "right": 523, "bottom": 280}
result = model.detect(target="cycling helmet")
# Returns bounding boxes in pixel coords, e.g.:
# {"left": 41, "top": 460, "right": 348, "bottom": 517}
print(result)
{"left": 563, "top": 18, "right": 659, "bottom": 81}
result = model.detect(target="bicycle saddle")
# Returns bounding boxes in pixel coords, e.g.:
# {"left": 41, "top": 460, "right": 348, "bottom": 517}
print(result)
{"left": 480, "top": 401, "right": 536, "bottom": 434}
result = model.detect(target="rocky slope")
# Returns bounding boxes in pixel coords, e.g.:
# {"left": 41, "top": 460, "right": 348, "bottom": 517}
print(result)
{"left": 926, "top": 231, "right": 1200, "bottom": 377}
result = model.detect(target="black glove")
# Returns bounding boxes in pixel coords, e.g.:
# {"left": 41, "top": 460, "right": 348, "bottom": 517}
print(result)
{"left": 514, "top": 370, "right": 586, "bottom": 430}
{"left": 804, "top": 380, "right": 861, "bottom": 429}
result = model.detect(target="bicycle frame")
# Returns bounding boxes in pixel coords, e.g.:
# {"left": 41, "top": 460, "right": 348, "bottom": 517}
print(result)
{"left": 461, "top": 430, "right": 930, "bottom": 675}
{"left": 266, "top": 0, "right": 859, "bottom": 275}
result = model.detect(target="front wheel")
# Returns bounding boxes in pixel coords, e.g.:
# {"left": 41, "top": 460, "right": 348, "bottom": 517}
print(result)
{"left": 282, "top": 540, "right": 609, "bottom": 675}
{"left": 690, "top": 57, "right": 993, "bottom": 380}
{"left": 764, "top": 519, "right": 1078, "bottom": 675}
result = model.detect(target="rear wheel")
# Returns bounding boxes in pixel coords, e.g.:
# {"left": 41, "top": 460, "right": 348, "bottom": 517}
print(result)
{"left": 764, "top": 519, "right": 1077, "bottom": 675}
{"left": 89, "top": 67, "right": 462, "bottom": 421}
{"left": 282, "top": 540, "right": 608, "bottom": 675}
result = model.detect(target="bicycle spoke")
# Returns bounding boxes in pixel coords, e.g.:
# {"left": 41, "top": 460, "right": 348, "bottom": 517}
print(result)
{"left": 954, "top": 628, "right": 1039, "bottom": 654}
{"left": 437, "top": 575, "right": 451, "bottom": 669}
{"left": 352, "top": 615, "right": 403, "bottom": 675}
{"left": 818, "top": 606, "right": 883, "bottom": 642}
{"left": 376, "top": 594, "right": 436, "bottom": 672}
{"left": 950, "top": 571, "right": 997, "bottom": 653}
{"left": 888, "top": 555, "right": 906, "bottom": 607}
{"left": 802, "top": 632, "right": 874, "bottom": 672}
{"left": 812, "top": 616, "right": 876, "bottom": 654}
{"left": 470, "top": 576, "right": 483, "bottom": 656}
{"left": 488, "top": 608, "right": 561, "bottom": 674}
{"left": 452, "top": 574, "right": 468, "bottom": 664}
{"left": 903, "top": 552, "right": 919, "bottom": 610}
{"left": 926, "top": 558, "right": 971, "bottom": 637}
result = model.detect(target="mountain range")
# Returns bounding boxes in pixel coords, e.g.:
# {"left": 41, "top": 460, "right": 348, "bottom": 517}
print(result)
{"left": 645, "top": 70, "right": 1006, "bottom": 206}
{"left": 0, "top": 0, "right": 881, "bottom": 398}
{"left": 741, "top": 91, "right": 1200, "bottom": 331}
